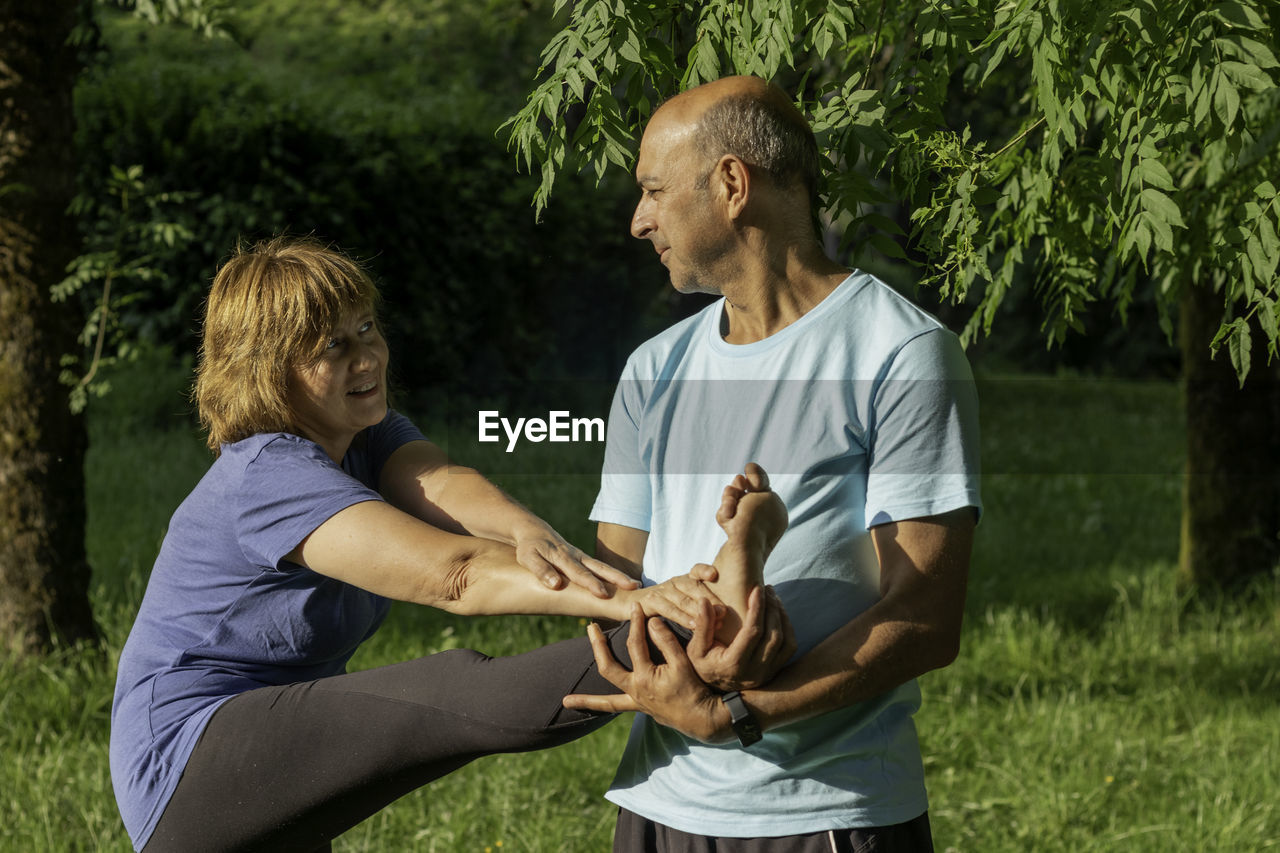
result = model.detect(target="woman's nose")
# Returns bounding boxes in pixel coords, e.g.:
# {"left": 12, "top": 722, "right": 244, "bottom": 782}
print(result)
{"left": 352, "top": 339, "right": 380, "bottom": 371}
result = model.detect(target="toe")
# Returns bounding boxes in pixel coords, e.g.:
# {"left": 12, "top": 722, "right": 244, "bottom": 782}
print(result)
{"left": 743, "top": 462, "right": 770, "bottom": 492}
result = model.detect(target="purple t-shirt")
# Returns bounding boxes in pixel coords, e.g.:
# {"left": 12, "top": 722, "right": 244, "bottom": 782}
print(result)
{"left": 110, "top": 411, "right": 425, "bottom": 849}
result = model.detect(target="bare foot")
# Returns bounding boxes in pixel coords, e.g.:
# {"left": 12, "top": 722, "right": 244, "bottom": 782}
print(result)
{"left": 704, "top": 463, "right": 788, "bottom": 645}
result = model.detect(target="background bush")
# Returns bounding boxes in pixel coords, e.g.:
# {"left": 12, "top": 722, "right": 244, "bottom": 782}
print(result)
{"left": 71, "top": 0, "right": 684, "bottom": 420}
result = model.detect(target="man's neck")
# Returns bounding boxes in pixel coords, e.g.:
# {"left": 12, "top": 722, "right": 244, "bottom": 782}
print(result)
{"left": 717, "top": 246, "right": 849, "bottom": 345}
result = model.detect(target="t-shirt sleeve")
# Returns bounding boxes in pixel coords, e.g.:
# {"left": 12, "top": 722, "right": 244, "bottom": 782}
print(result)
{"left": 236, "top": 436, "right": 385, "bottom": 572}
{"left": 344, "top": 409, "right": 429, "bottom": 487}
{"left": 864, "top": 328, "right": 982, "bottom": 528}
{"left": 590, "top": 366, "right": 653, "bottom": 532}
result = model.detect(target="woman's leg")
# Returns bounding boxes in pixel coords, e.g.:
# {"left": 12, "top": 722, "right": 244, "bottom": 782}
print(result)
{"left": 145, "top": 468, "right": 787, "bottom": 852}
{"left": 145, "top": 627, "right": 637, "bottom": 853}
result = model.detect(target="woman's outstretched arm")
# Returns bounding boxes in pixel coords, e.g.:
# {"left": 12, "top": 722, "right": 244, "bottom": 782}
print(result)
{"left": 379, "top": 439, "right": 636, "bottom": 597}
{"left": 286, "top": 499, "right": 700, "bottom": 624}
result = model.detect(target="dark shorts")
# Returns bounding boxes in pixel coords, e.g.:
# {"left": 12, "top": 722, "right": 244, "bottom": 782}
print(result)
{"left": 614, "top": 807, "right": 934, "bottom": 853}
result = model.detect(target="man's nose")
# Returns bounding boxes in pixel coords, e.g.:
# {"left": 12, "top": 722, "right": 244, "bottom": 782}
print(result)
{"left": 631, "top": 198, "right": 653, "bottom": 240}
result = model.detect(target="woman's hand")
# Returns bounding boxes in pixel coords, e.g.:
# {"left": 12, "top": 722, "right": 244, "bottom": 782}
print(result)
{"left": 562, "top": 605, "right": 734, "bottom": 744}
{"left": 626, "top": 564, "right": 722, "bottom": 630}
{"left": 513, "top": 525, "right": 640, "bottom": 599}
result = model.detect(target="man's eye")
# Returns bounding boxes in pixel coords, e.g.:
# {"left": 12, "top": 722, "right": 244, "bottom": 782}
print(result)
{"left": 358, "top": 321, "right": 374, "bottom": 334}
{"left": 326, "top": 337, "right": 342, "bottom": 350}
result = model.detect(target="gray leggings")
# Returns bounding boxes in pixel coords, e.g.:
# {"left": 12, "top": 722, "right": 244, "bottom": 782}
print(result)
{"left": 144, "top": 626, "right": 636, "bottom": 852}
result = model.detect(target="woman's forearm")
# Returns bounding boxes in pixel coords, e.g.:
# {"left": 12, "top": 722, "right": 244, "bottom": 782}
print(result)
{"left": 380, "top": 442, "right": 547, "bottom": 544}
{"left": 292, "top": 500, "right": 636, "bottom": 619}
{"left": 380, "top": 442, "right": 634, "bottom": 596}
{"left": 441, "top": 545, "right": 635, "bottom": 620}
{"left": 294, "top": 498, "right": 708, "bottom": 626}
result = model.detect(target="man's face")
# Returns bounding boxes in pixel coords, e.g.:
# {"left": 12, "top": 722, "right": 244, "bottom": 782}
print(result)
{"left": 630, "top": 111, "right": 734, "bottom": 295}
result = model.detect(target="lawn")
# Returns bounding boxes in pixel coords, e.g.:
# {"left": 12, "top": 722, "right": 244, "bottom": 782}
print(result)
{"left": 1, "top": 353, "right": 1277, "bottom": 852}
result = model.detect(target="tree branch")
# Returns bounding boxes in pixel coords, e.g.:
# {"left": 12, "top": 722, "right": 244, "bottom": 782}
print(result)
{"left": 863, "top": 0, "right": 888, "bottom": 86}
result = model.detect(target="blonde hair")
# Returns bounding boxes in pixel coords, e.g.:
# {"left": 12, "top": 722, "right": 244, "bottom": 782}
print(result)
{"left": 194, "top": 236, "right": 380, "bottom": 453}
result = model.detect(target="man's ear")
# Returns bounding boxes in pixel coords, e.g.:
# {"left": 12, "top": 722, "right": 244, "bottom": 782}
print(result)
{"left": 713, "top": 154, "right": 751, "bottom": 220}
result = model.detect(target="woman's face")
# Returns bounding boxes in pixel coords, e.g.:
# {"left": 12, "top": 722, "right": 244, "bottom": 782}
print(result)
{"left": 286, "top": 306, "right": 389, "bottom": 461}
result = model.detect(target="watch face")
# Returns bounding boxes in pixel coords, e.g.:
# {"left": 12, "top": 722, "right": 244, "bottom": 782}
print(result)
{"left": 722, "top": 692, "right": 762, "bottom": 746}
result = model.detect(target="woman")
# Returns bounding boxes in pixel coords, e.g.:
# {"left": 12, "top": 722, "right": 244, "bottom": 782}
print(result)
{"left": 109, "top": 237, "right": 786, "bottom": 852}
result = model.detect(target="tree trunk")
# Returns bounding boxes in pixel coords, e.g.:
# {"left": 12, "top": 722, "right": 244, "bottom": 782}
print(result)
{"left": 0, "top": 0, "right": 97, "bottom": 653}
{"left": 1179, "top": 281, "right": 1280, "bottom": 591}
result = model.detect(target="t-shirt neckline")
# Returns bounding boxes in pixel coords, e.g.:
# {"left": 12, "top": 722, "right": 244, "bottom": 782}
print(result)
{"left": 704, "top": 271, "right": 863, "bottom": 357}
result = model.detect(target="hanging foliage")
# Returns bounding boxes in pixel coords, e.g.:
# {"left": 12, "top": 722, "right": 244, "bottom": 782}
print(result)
{"left": 505, "top": 0, "right": 1280, "bottom": 383}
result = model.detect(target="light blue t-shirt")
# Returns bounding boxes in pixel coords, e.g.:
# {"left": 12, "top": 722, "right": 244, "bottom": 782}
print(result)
{"left": 590, "top": 271, "right": 982, "bottom": 837}
{"left": 109, "top": 411, "right": 424, "bottom": 850}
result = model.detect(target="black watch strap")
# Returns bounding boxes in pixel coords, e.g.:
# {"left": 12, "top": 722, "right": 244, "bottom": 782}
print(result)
{"left": 720, "top": 690, "right": 762, "bottom": 747}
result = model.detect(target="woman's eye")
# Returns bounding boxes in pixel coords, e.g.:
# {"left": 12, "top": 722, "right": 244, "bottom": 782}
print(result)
{"left": 359, "top": 321, "right": 374, "bottom": 334}
{"left": 326, "top": 337, "right": 342, "bottom": 350}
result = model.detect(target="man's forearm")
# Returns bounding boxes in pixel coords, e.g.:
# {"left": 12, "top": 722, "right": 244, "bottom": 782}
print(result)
{"left": 739, "top": 512, "right": 972, "bottom": 733}
{"left": 738, "top": 593, "right": 962, "bottom": 733}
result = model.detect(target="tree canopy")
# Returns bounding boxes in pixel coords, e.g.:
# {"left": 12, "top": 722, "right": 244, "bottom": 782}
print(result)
{"left": 505, "top": 0, "right": 1280, "bottom": 383}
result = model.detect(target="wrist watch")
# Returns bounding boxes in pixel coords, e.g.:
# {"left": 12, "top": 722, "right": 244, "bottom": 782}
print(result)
{"left": 719, "top": 690, "right": 762, "bottom": 747}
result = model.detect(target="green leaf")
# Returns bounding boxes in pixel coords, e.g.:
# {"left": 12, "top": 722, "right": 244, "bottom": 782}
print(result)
{"left": 814, "top": 25, "right": 832, "bottom": 57}
{"left": 859, "top": 212, "right": 906, "bottom": 236}
{"left": 943, "top": 198, "right": 966, "bottom": 236}
{"left": 1130, "top": 218, "right": 1153, "bottom": 259}
{"left": 1215, "top": 0, "right": 1266, "bottom": 30}
{"left": 566, "top": 67, "right": 585, "bottom": 101}
{"left": 1220, "top": 60, "right": 1273, "bottom": 91}
{"left": 1246, "top": 234, "right": 1275, "bottom": 283}
{"left": 1241, "top": 251, "right": 1257, "bottom": 300}
{"left": 1258, "top": 296, "right": 1280, "bottom": 349}
{"left": 1239, "top": 36, "right": 1280, "bottom": 69}
{"left": 867, "top": 232, "right": 907, "bottom": 260}
{"left": 1140, "top": 188, "right": 1186, "bottom": 228}
{"left": 1259, "top": 215, "right": 1280, "bottom": 256}
{"left": 1228, "top": 317, "right": 1252, "bottom": 385}
{"left": 618, "top": 30, "right": 642, "bottom": 64}
{"left": 1032, "top": 46, "right": 1060, "bottom": 129}
{"left": 1216, "top": 34, "right": 1280, "bottom": 69}
{"left": 1193, "top": 79, "right": 1214, "bottom": 127}
{"left": 1214, "top": 74, "right": 1241, "bottom": 127}
{"left": 1145, "top": 210, "right": 1174, "bottom": 253}
{"left": 694, "top": 38, "right": 720, "bottom": 84}
{"left": 1135, "top": 159, "right": 1175, "bottom": 191}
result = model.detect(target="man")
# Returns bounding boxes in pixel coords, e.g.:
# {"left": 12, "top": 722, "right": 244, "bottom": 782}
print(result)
{"left": 564, "top": 75, "right": 982, "bottom": 852}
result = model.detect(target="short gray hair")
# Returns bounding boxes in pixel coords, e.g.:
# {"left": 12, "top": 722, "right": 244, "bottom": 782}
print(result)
{"left": 694, "top": 93, "right": 820, "bottom": 203}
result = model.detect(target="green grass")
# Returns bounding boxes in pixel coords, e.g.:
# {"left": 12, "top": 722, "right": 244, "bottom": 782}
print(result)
{"left": 2, "top": 359, "right": 1278, "bottom": 851}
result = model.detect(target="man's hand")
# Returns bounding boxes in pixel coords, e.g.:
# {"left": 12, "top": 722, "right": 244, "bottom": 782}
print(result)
{"left": 687, "top": 585, "right": 796, "bottom": 691}
{"left": 514, "top": 526, "right": 641, "bottom": 598}
{"left": 562, "top": 605, "right": 733, "bottom": 744}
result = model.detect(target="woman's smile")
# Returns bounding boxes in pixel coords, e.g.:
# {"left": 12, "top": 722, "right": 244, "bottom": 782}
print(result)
{"left": 288, "top": 310, "right": 390, "bottom": 460}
